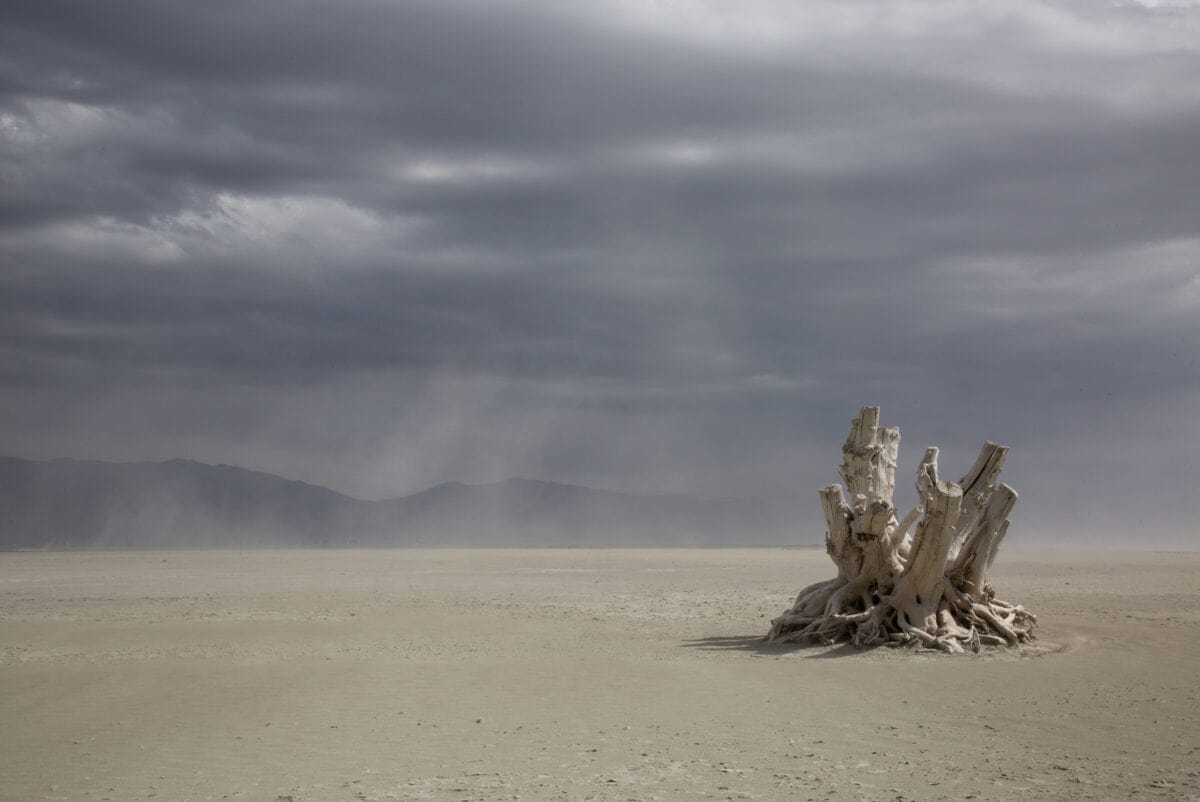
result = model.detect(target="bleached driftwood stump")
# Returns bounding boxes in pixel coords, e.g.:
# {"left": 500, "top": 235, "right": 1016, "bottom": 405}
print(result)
{"left": 768, "top": 406, "right": 1035, "bottom": 653}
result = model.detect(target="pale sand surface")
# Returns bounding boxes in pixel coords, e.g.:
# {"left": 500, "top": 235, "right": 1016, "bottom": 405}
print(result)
{"left": 2, "top": 548, "right": 1199, "bottom": 801}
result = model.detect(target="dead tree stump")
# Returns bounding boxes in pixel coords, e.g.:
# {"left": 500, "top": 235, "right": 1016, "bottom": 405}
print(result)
{"left": 767, "top": 406, "right": 1036, "bottom": 653}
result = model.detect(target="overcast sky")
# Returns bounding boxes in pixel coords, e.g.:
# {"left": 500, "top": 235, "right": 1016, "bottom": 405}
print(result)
{"left": 2, "top": 0, "right": 1198, "bottom": 545}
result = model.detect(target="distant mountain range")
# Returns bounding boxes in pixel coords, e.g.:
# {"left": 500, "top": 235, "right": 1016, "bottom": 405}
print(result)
{"left": 0, "top": 456, "right": 810, "bottom": 548}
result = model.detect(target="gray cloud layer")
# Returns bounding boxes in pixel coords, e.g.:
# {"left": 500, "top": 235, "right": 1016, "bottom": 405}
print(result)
{"left": 2, "top": 1, "right": 1198, "bottom": 544}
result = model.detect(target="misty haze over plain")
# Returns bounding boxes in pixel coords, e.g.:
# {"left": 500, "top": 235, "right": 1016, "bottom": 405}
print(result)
{"left": 1, "top": 1, "right": 1198, "bottom": 546}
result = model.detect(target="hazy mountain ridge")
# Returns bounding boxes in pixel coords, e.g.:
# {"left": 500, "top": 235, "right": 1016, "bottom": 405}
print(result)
{"left": 0, "top": 456, "right": 808, "bottom": 548}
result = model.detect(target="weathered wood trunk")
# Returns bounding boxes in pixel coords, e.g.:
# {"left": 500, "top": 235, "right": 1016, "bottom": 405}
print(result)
{"left": 767, "top": 406, "right": 1036, "bottom": 652}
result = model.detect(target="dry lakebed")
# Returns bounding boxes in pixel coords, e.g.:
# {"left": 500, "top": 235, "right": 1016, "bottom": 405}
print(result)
{"left": 2, "top": 548, "right": 1198, "bottom": 801}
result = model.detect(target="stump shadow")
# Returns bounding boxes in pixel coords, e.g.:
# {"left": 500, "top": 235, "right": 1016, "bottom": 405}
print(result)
{"left": 681, "top": 635, "right": 873, "bottom": 659}
{"left": 683, "top": 635, "right": 1072, "bottom": 661}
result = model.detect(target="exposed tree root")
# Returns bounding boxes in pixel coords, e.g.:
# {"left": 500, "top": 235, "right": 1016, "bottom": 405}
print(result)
{"left": 768, "top": 406, "right": 1036, "bottom": 653}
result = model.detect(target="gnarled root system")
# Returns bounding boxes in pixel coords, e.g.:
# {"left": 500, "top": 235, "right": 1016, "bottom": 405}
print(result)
{"left": 767, "top": 406, "right": 1036, "bottom": 653}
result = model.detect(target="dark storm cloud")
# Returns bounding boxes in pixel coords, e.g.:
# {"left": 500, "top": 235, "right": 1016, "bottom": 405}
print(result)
{"left": 1, "top": 0, "right": 1198, "bottom": 542}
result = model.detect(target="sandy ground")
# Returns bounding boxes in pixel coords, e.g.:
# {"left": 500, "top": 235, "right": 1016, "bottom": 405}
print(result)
{"left": 1, "top": 548, "right": 1198, "bottom": 802}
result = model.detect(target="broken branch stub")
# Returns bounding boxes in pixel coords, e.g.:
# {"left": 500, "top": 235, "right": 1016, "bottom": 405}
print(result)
{"left": 768, "top": 406, "right": 1036, "bottom": 653}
